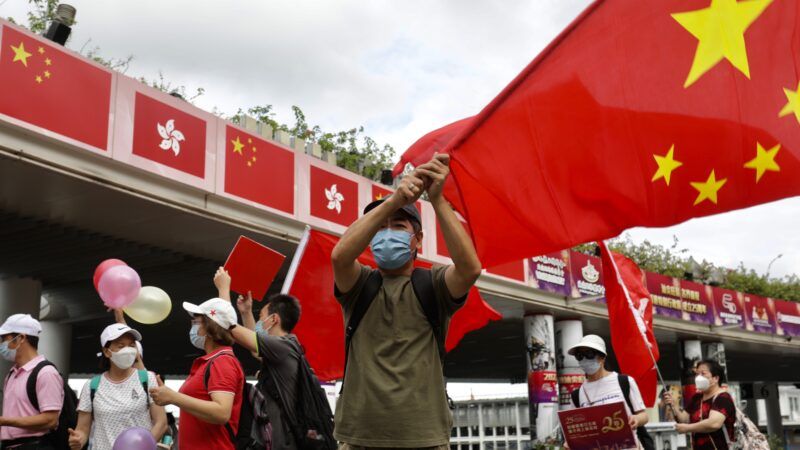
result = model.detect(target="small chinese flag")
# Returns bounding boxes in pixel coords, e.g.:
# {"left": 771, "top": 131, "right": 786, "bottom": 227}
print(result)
{"left": 224, "top": 236, "right": 286, "bottom": 301}
{"left": 224, "top": 125, "right": 295, "bottom": 214}
{"left": 132, "top": 92, "right": 207, "bottom": 178}
{"left": 0, "top": 24, "right": 111, "bottom": 149}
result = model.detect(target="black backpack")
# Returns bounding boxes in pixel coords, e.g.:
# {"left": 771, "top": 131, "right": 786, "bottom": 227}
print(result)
{"left": 203, "top": 352, "right": 272, "bottom": 450}
{"left": 570, "top": 374, "right": 655, "bottom": 450}
{"left": 25, "top": 360, "right": 78, "bottom": 450}
{"left": 265, "top": 339, "right": 335, "bottom": 450}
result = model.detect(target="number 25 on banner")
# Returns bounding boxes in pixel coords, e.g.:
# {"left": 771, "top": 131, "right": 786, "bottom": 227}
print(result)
{"left": 601, "top": 411, "right": 625, "bottom": 433}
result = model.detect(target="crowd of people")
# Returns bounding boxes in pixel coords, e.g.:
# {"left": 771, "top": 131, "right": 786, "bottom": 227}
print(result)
{"left": 0, "top": 154, "right": 482, "bottom": 450}
{"left": 0, "top": 154, "right": 741, "bottom": 450}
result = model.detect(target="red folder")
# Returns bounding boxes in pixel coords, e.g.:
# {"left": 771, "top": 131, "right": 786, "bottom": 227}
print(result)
{"left": 224, "top": 236, "right": 286, "bottom": 301}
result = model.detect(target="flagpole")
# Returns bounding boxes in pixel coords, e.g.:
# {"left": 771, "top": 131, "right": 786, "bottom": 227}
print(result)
{"left": 281, "top": 225, "right": 312, "bottom": 294}
{"left": 601, "top": 240, "right": 680, "bottom": 419}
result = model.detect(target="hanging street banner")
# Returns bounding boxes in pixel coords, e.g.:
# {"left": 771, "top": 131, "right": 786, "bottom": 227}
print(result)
{"left": 743, "top": 294, "right": 776, "bottom": 334}
{"left": 528, "top": 251, "right": 571, "bottom": 297}
{"left": 568, "top": 251, "right": 606, "bottom": 301}
{"left": 711, "top": 287, "right": 746, "bottom": 329}
{"left": 775, "top": 299, "right": 800, "bottom": 337}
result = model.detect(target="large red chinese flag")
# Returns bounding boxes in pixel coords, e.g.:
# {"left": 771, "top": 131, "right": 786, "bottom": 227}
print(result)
{"left": 0, "top": 24, "right": 111, "bottom": 149}
{"left": 284, "top": 229, "right": 500, "bottom": 381}
{"left": 599, "top": 242, "right": 659, "bottom": 407}
{"left": 132, "top": 93, "right": 207, "bottom": 177}
{"left": 400, "top": 0, "right": 800, "bottom": 267}
{"left": 224, "top": 126, "right": 295, "bottom": 214}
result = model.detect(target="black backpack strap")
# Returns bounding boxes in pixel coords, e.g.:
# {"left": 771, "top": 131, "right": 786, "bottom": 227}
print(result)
{"left": 617, "top": 374, "right": 636, "bottom": 413}
{"left": 411, "top": 268, "right": 445, "bottom": 364}
{"left": 571, "top": 386, "right": 581, "bottom": 408}
{"left": 26, "top": 360, "right": 55, "bottom": 411}
{"left": 341, "top": 270, "right": 382, "bottom": 386}
{"left": 202, "top": 351, "right": 238, "bottom": 443}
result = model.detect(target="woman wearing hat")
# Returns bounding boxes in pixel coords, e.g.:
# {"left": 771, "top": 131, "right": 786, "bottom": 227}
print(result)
{"left": 148, "top": 298, "right": 244, "bottom": 450}
{"left": 69, "top": 324, "right": 167, "bottom": 450}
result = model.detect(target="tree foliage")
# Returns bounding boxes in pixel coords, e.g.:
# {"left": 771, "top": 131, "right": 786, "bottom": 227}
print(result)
{"left": 232, "top": 105, "right": 396, "bottom": 180}
{"left": 575, "top": 236, "right": 800, "bottom": 302}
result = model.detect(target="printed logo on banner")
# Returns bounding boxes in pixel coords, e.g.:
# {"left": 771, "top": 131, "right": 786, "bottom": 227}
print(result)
{"left": 156, "top": 119, "right": 184, "bottom": 156}
{"left": 743, "top": 294, "right": 775, "bottom": 334}
{"left": 775, "top": 300, "right": 800, "bottom": 337}
{"left": 325, "top": 185, "right": 344, "bottom": 214}
{"left": 570, "top": 252, "right": 606, "bottom": 300}
{"left": 722, "top": 294, "right": 737, "bottom": 314}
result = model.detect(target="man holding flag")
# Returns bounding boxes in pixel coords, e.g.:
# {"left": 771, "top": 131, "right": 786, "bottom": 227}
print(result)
{"left": 331, "top": 153, "right": 482, "bottom": 448}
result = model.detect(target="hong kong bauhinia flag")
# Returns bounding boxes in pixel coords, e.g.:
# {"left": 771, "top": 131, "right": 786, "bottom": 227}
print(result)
{"left": 0, "top": 23, "right": 111, "bottom": 149}
{"left": 397, "top": 0, "right": 800, "bottom": 267}
{"left": 599, "top": 242, "right": 659, "bottom": 407}
{"left": 282, "top": 229, "right": 501, "bottom": 381}
{"left": 132, "top": 92, "right": 207, "bottom": 178}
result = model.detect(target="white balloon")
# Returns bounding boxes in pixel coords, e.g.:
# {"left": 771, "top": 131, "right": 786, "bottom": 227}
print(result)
{"left": 124, "top": 286, "right": 172, "bottom": 325}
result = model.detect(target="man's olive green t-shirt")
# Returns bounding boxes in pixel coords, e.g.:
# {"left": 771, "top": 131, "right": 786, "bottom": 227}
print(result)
{"left": 334, "top": 264, "right": 465, "bottom": 447}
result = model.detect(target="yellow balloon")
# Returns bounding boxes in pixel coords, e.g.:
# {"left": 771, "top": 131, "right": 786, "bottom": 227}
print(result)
{"left": 124, "top": 286, "right": 172, "bottom": 324}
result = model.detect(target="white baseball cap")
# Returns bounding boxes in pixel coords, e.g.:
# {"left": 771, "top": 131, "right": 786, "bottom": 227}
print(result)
{"left": 183, "top": 298, "right": 237, "bottom": 330}
{"left": 568, "top": 334, "right": 607, "bottom": 356}
{"left": 100, "top": 323, "right": 142, "bottom": 348}
{"left": 0, "top": 314, "right": 42, "bottom": 337}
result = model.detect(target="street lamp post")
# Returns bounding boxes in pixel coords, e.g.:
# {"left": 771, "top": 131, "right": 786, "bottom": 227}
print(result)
{"left": 765, "top": 254, "right": 783, "bottom": 279}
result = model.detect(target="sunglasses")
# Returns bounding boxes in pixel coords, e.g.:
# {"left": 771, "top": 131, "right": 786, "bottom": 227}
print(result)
{"left": 574, "top": 350, "right": 599, "bottom": 361}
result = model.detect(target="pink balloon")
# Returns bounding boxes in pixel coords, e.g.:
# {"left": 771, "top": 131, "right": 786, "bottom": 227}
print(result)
{"left": 97, "top": 265, "right": 141, "bottom": 309}
{"left": 93, "top": 259, "right": 127, "bottom": 290}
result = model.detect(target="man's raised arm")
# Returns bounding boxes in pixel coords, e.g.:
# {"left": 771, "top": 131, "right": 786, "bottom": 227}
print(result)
{"left": 331, "top": 173, "right": 425, "bottom": 292}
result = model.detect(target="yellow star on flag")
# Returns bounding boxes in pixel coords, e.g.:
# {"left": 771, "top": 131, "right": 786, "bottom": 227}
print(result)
{"left": 231, "top": 136, "right": 244, "bottom": 154}
{"left": 37, "top": 46, "right": 45, "bottom": 54}
{"left": 35, "top": 75, "right": 43, "bottom": 84}
{"left": 690, "top": 170, "right": 727, "bottom": 205}
{"left": 44, "top": 70, "right": 51, "bottom": 79}
{"left": 672, "top": 0, "right": 774, "bottom": 88}
{"left": 779, "top": 81, "right": 800, "bottom": 124}
{"left": 743, "top": 142, "right": 780, "bottom": 182}
{"left": 45, "top": 58, "right": 52, "bottom": 66}
{"left": 651, "top": 145, "right": 683, "bottom": 185}
{"left": 10, "top": 42, "right": 32, "bottom": 67}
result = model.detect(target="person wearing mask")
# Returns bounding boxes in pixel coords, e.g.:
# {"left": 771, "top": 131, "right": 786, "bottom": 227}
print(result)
{"left": 568, "top": 335, "right": 649, "bottom": 450}
{"left": 214, "top": 267, "right": 301, "bottom": 450}
{"left": 0, "top": 314, "right": 64, "bottom": 450}
{"left": 149, "top": 298, "right": 244, "bottom": 450}
{"left": 664, "top": 359, "right": 736, "bottom": 449}
{"left": 331, "top": 153, "right": 482, "bottom": 448}
{"left": 69, "top": 324, "right": 167, "bottom": 450}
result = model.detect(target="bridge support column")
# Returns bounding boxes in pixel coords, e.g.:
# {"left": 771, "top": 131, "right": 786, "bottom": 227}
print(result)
{"left": 679, "top": 339, "right": 702, "bottom": 409}
{"left": 554, "top": 319, "right": 584, "bottom": 410}
{"left": 525, "top": 314, "right": 558, "bottom": 443}
{"left": 763, "top": 382, "right": 784, "bottom": 440}
{"left": 38, "top": 321, "right": 72, "bottom": 380}
{"left": 0, "top": 278, "right": 42, "bottom": 413}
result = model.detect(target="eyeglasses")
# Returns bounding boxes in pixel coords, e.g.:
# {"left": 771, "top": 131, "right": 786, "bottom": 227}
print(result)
{"left": 574, "top": 350, "right": 599, "bottom": 361}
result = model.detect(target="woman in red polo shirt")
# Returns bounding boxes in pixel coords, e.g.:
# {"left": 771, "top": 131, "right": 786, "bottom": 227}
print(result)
{"left": 149, "top": 298, "right": 244, "bottom": 450}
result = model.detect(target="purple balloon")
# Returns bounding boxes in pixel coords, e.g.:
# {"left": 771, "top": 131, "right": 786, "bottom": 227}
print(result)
{"left": 112, "top": 427, "right": 156, "bottom": 450}
{"left": 97, "top": 265, "right": 142, "bottom": 309}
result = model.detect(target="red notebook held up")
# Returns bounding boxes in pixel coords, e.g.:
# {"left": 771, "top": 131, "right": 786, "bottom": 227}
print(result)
{"left": 224, "top": 236, "right": 286, "bottom": 301}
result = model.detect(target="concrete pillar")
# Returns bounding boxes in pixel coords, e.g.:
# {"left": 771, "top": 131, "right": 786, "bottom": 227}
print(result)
{"left": 525, "top": 314, "right": 558, "bottom": 443}
{"left": 704, "top": 342, "right": 729, "bottom": 388}
{"left": 38, "top": 321, "right": 72, "bottom": 378}
{"left": 0, "top": 278, "right": 42, "bottom": 413}
{"left": 763, "top": 382, "right": 784, "bottom": 439}
{"left": 679, "top": 340, "right": 702, "bottom": 409}
{"left": 554, "top": 320, "right": 584, "bottom": 410}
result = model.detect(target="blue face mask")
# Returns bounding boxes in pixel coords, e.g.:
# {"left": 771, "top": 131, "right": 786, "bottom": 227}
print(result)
{"left": 189, "top": 324, "right": 206, "bottom": 350}
{"left": 0, "top": 336, "right": 19, "bottom": 362}
{"left": 370, "top": 228, "right": 413, "bottom": 270}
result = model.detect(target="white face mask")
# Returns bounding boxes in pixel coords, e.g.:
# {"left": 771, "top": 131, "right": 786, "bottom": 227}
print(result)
{"left": 109, "top": 346, "right": 138, "bottom": 370}
{"left": 578, "top": 357, "right": 602, "bottom": 375}
{"left": 695, "top": 374, "right": 711, "bottom": 392}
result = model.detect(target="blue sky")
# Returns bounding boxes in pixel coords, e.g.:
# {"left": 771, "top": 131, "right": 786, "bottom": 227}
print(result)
{"left": 3, "top": 0, "right": 797, "bottom": 278}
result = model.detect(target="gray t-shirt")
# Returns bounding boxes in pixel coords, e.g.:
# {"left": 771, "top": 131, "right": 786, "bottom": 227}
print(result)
{"left": 257, "top": 333, "right": 299, "bottom": 450}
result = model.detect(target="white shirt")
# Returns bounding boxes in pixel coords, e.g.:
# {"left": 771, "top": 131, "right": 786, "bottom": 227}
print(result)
{"left": 77, "top": 370, "right": 157, "bottom": 450}
{"left": 577, "top": 371, "right": 645, "bottom": 450}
